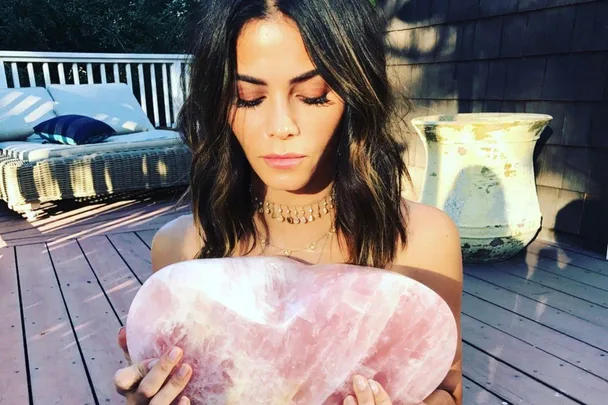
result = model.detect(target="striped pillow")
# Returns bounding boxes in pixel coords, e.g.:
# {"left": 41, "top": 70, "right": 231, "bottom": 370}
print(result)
{"left": 33, "top": 114, "right": 117, "bottom": 145}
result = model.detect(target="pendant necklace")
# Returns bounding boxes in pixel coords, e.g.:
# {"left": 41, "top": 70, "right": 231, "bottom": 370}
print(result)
{"left": 258, "top": 223, "right": 336, "bottom": 258}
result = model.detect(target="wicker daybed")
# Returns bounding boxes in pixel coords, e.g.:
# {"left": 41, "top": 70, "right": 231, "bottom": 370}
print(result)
{"left": 0, "top": 83, "right": 191, "bottom": 218}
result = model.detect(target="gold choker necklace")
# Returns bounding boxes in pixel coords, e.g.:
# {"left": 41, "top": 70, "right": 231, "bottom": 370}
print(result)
{"left": 252, "top": 192, "right": 335, "bottom": 224}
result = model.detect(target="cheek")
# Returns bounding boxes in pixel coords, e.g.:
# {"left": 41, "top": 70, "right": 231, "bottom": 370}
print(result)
{"left": 230, "top": 109, "right": 262, "bottom": 154}
{"left": 298, "top": 105, "right": 344, "bottom": 151}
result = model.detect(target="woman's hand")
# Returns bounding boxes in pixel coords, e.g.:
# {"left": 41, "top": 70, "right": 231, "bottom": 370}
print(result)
{"left": 344, "top": 375, "right": 393, "bottom": 405}
{"left": 114, "top": 327, "right": 193, "bottom": 404}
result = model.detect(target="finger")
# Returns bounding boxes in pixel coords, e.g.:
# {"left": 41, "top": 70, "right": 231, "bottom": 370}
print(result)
{"left": 134, "top": 346, "right": 184, "bottom": 402}
{"left": 369, "top": 380, "right": 392, "bottom": 405}
{"left": 114, "top": 358, "right": 156, "bottom": 396}
{"left": 117, "top": 327, "right": 132, "bottom": 364}
{"left": 352, "top": 375, "right": 375, "bottom": 405}
{"left": 149, "top": 364, "right": 192, "bottom": 405}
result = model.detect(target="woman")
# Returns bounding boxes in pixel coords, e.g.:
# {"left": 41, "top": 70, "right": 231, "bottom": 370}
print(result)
{"left": 113, "top": 0, "right": 463, "bottom": 404}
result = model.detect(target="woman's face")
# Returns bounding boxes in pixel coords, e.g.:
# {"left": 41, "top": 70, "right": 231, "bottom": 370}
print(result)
{"left": 229, "top": 15, "right": 345, "bottom": 193}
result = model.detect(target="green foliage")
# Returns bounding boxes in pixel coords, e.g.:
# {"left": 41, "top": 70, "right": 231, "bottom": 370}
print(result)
{"left": 0, "top": 0, "right": 199, "bottom": 53}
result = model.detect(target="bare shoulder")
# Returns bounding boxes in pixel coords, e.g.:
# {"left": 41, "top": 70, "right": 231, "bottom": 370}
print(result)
{"left": 150, "top": 214, "right": 203, "bottom": 273}
{"left": 396, "top": 198, "right": 462, "bottom": 281}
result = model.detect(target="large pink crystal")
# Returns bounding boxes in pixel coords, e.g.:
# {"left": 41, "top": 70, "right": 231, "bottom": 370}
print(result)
{"left": 126, "top": 256, "right": 458, "bottom": 405}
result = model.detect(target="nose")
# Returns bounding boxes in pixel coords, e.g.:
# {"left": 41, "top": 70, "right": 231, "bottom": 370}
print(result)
{"left": 267, "top": 98, "right": 299, "bottom": 140}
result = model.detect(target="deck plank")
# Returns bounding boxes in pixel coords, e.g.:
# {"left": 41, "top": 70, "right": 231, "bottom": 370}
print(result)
{"left": 462, "top": 343, "right": 578, "bottom": 405}
{"left": 79, "top": 235, "right": 142, "bottom": 325}
{"left": 528, "top": 240, "right": 608, "bottom": 275}
{"left": 0, "top": 188, "right": 186, "bottom": 236}
{"left": 462, "top": 377, "right": 508, "bottom": 405}
{"left": 107, "top": 233, "right": 154, "bottom": 283}
{"left": 530, "top": 239, "right": 607, "bottom": 260}
{"left": 0, "top": 247, "right": 29, "bottom": 404}
{"left": 463, "top": 294, "right": 608, "bottom": 380}
{"left": 463, "top": 274, "right": 608, "bottom": 352}
{"left": 0, "top": 199, "right": 139, "bottom": 235}
{"left": 522, "top": 251, "right": 608, "bottom": 291}
{"left": 47, "top": 239, "right": 127, "bottom": 404}
{"left": 464, "top": 267, "right": 608, "bottom": 329}
{"left": 16, "top": 243, "right": 95, "bottom": 405}
{"left": 462, "top": 315, "right": 608, "bottom": 404}
{"left": 497, "top": 260, "right": 608, "bottom": 308}
{"left": 1, "top": 211, "right": 184, "bottom": 248}
{"left": 1, "top": 201, "right": 183, "bottom": 240}
{"left": 136, "top": 229, "right": 158, "bottom": 249}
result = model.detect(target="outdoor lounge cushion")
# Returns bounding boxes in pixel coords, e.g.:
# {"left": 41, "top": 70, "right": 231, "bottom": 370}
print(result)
{"left": 34, "top": 114, "right": 117, "bottom": 145}
{"left": 47, "top": 83, "right": 155, "bottom": 135}
{"left": 0, "top": 87, "right": 57, "bottom": 141}
{"left": 0, "top": 129, "right": 184, "bottom": 163}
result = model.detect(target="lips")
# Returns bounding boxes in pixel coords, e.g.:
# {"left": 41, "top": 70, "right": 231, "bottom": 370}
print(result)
{"left": 262, "top": 153, "right": 305, "bottom": 159}
{"left": 262, "top": 153, "right": 306, "bottom": 169}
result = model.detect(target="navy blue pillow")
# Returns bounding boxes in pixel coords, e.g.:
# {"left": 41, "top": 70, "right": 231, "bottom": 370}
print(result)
{"left": 33, "top": 114, "right": 117, "bottom": 145}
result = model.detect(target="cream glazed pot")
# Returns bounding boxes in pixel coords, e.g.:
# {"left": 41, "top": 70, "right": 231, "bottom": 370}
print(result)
{"left": 411, "top": 113, "right": 552, "bottom": 263}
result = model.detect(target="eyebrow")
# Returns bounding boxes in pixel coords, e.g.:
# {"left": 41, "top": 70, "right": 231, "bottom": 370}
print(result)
{"left": 237, "top": 69, "right": 319, "bottom": 86}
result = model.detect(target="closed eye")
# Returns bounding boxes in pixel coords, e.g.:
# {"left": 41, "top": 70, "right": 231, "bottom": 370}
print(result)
{"left": 236, "top": 97, "right": 264, "bottom": 108}
{"left": 302, "top": 93, "right": 330, "bottom": 106}
{"left": 235, "top": 92, "right": 331, "bottom": 109}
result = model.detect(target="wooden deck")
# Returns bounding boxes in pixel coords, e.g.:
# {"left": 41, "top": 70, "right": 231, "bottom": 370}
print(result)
{"left": 1, "top": 190, "right": 607, "bottom": 405}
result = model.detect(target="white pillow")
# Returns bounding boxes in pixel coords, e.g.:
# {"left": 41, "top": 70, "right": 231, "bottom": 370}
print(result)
{"left": 0, "top": 87, "right": 57, "bottom": 141}
{"left": 47, "top": 83, "right": 155, "bottom": 134}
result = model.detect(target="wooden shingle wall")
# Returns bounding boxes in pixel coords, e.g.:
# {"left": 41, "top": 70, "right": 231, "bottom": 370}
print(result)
{"left": 384, "top": 0, "right": 608, "bottom": 251}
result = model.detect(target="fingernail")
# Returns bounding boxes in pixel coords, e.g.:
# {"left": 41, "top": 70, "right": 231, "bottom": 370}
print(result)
{"left": 178, "top": 396, "right": 189, "bottom": 405}
{"left": 355, "top": 375, "right": 367, "bottom": 391}
{"left": 169, "top": 347, "right": 181, "bottom": 361}
{"left": 369, "top": 379, "right": 379, "bottom": 394}
{"left": 344, "top": 396, "right": 356, "bottom": 405}
{"left": 177, "top": 364, "right": 189, "bottom": 378}
{"left": 148, "top": 359, "right": 158, "bottom": 370}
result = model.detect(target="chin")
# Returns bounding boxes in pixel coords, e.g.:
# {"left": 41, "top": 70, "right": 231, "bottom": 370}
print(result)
{"left": 257, "top": 171, "right": 312, "bottom": 192}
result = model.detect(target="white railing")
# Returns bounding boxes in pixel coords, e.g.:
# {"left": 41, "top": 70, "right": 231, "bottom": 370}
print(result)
{"left": 0, "top": 51, "right": 193, "bottom": 129}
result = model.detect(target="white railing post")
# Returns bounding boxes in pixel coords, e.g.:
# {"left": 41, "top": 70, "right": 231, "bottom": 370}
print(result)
{"left": 170, "top": 61, "right": 183, "bottom": 126}
{"left": 26, "top": 63, "right": 35, "bottom": 86}
{"left": 150, "top": 64, "right": 160, "bottom": 127}
{"left": 0, "top": 59, "right": 7, "bottom": 88}
{"left": 162, "top": 63, "right": 171, "bottom": 128}
{"left": 72, "top": 63, "right": 80, "bottom": 85}
{"left": 11, "top": 63, "right": 20, "bottom": 88}
{"left": 137, "top": 63, "right": 147, "bottom": 114}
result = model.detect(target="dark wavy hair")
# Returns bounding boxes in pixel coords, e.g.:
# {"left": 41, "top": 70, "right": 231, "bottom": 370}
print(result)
{"left": 176, "top": 0, "right": 412, "bottom": 268}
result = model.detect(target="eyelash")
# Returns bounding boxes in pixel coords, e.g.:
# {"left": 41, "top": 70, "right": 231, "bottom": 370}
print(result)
{"left": 236, "top": 93, "right": 330, "bottom": 109}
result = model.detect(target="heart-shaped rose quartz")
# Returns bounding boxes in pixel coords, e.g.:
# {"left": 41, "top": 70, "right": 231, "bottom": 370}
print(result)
{"left": 126, "top": 256, "right": 457, "bottom": 405}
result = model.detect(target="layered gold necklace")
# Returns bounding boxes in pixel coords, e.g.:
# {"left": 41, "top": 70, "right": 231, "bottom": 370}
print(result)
{"left": 252, "top": 189, "right": 336, "bottom": 258}
{"left": 258, "top": 224, "right": 336, "bottom": 258}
